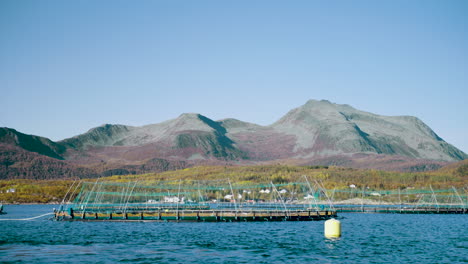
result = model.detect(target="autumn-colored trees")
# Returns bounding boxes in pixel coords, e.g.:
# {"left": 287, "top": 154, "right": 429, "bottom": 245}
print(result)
{"left": 0, "top": 164, "right": 466, "bottom": 203}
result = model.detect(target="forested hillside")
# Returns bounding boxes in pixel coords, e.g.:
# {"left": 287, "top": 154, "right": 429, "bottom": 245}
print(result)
{"left": 1, "top": 162, "right": 466, "bottom": 203}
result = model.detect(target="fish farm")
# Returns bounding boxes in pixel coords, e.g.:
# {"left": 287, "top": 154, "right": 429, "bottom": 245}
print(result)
{"left": 54, "top": 177, "right": 467, "bottom": 222}
{"left": 331, "top": 186, "right": 467, "bottom": 214}
{"left": 54, "top": 178, "right": 338, "bottom": 222}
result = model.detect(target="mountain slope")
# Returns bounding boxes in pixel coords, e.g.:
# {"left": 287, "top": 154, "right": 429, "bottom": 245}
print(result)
{"left": 271, "top": 100, "right": 466, "bottom": 162}
{"left": 1, "top": 99, "right": 466, "bottom": 179}
{"left": 60, "top": 113, "right": 246, "bottom": 163}
{"left": 220, "top": 119, "right": 297, "bottom": 161}
{"left": 0, "top": 127, "right": 66, "bottom": 160}
{"left": 0, "top": 143, "right": 96, "bottom": 179}
{"left": 60, "top": 124, "right": 134, "bottom": 150}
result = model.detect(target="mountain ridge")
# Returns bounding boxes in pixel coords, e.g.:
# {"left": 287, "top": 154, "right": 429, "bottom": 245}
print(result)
{"left": 1, "top": 100, "right": 466, "bottom": 179}
{"left": 0, "top": 127, "right": 66, "bottom": 160}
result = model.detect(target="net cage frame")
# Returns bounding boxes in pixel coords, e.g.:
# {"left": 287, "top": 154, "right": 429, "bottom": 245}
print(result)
{"left": 60, "top": 178, "right": 467, "bottom": 215}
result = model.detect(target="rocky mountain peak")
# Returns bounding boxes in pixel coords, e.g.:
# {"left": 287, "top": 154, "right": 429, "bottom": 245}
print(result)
{"left": 271, "top": 100, "right": 466, "bottom": 161}
{"left": 1, "top": 99, "right": 466, "bottom": 180}
{"left": 60, "top": 124, "right": 133, "bottom": 149}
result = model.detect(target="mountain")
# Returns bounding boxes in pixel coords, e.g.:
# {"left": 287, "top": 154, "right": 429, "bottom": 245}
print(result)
{"left": 431, "top": 159, "right": 468, "bottom": 176}
{"left": 270, "top": 100, "right": 466, "bottom": 161}
{"left": 60, "top": 124, "right": 134, "bottom": 150}
{"left": 0, "top": 128, "right": 66, "bottom": 160}
{"left": 220, "top": 100, "right": 466, "bottom": 164}
{"left": 59, "top": 113, "right": 246, "bottom": 163}
{"left": 0, "top": 143, "right": 189, "bottom": 179}
{"left": 0, "top": 143, "right": 96, "bottom": 179}
{"left": 1, "top": 100, "right": 466, "bottom": 179}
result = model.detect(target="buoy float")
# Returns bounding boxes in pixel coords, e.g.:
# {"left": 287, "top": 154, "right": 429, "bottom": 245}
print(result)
{"left": 324, "top": 218, "right": 341, "bottom": 238}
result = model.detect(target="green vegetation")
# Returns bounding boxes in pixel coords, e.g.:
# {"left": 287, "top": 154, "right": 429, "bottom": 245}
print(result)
{"left": 0, "top": 163, "right": 466, "bottom": 204}
{"left": 0, "top": 180, "right": 74, "bottom": 203}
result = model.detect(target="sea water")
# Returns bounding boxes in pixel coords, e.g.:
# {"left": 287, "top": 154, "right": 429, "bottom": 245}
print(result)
{"left": 0, "top": 205, "right": 466, "bottom": 263}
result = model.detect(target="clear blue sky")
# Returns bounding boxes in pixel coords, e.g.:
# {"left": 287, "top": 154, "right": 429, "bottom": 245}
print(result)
{"left": 1, "top": 0, "right": 467, "bottom": 153}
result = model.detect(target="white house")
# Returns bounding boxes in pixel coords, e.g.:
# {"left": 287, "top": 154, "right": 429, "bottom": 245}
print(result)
{"left": 164, "top": 196, "right": 184, "bottom": 203}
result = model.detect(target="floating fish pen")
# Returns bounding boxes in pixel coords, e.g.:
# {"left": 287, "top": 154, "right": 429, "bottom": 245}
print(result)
{"left": 330, "top": 185, "right": 467, "bottom": 214}
{"left": 55, "top": 178, "right": 337, "bottom": 222}
{"left": 334, "top": 205, "right": 467, "bottom": 214}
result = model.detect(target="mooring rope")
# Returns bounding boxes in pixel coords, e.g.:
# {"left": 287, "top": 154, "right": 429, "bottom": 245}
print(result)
{"left": 0, "top": 212, "right": 54, "bottom": 221}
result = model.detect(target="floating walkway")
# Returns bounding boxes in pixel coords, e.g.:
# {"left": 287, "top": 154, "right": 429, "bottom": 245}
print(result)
{"left": 55, "top": 208, "right": 336, "bottom": 222}
{"left": 334, "top": 206, "right": 467, "bottom": 214}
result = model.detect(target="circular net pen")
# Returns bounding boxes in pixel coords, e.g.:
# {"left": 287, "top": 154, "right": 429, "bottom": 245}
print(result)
{"left": 55, "top": 178, "right": 337, "bottom": 222}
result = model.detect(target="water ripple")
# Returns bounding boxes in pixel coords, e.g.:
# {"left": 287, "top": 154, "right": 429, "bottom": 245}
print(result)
{"left": 0, "top": 206, "right": 467, "bottom": 263}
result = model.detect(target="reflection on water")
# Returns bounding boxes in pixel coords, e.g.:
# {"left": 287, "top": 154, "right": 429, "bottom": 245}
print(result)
{"left": 324, "top": 237, "right": 341, "bottom": 250}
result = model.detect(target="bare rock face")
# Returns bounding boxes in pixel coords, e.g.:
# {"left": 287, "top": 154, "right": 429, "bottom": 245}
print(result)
{"left": 270, "top": 100, "right": 466, "bottom": 162}
{"left": 59, "top": 113, "right": 246, "bottom": 163}
{"left": 0, "top": 100, "right": 466, "bottom": 179}
{"left": 60, "top": 124, "right": 134, "bottom": 149}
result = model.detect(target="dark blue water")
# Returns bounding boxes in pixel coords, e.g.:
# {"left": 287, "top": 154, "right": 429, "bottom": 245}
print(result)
{"left": 1, "top": 205, "right": 467, "bottom": 263}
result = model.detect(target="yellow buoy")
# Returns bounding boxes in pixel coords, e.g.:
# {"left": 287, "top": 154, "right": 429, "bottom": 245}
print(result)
{"left": 324, "top": 218, "right": 341, "bottom": 238}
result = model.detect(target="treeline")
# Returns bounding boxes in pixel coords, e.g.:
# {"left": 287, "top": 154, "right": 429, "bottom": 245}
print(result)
{"left": 0, "top": 144, "right": 187, "bottom": 180}
{"left": 0, "top": 144, "right": 97, "bottom": 179}
{"left": 0, "top": 163, "right": 466, "bottom": 203}
{"left": 106, "top": 164, "right": 466, "bottom": 189}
